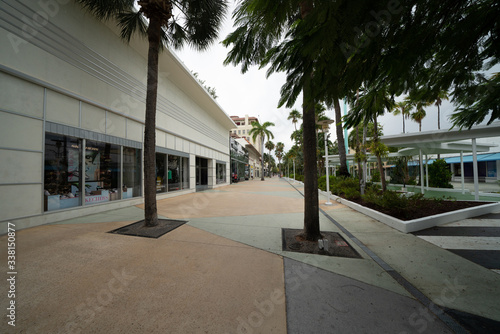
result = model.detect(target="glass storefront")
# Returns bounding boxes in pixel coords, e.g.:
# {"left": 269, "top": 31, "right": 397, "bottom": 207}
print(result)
{"left": 123, "top": 147, "right": 142, "bottom": 198}
{"left": 44, "top": 133, "right": 82, "bottom": 210}
{"left": 156, "top": 152, "right": 189, "bottom": 193}
{"left": 44, "top": 133, "right": 142, "bottom": 211}
{"left": 216, "top": 163, "right": 226, "bottom": 184}
{"left": 230, "top": 138, "right": 249, "bottom": 182}
{"left": 85, "top": 140, "right": 120, "bottom": 204}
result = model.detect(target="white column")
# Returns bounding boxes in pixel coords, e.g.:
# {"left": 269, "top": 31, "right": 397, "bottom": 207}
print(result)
{"left": 419, "top": 149, "right": 424, "bottom": 194}
{"left": 425, "top": 154, "right": 429, "bottom": 189}
{"left": 472, "top": 138, "right": 479, "bottom": 200}
{"left": 460, "top": 151, "right": 465, "bottom": 194}
{"left": 324, "top": 132, "right": 332, "bottom": 205}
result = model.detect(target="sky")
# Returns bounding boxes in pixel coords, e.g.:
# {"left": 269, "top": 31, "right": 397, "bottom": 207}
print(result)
{"left": 174, "top": 2, "right": 499, "bottom": 156}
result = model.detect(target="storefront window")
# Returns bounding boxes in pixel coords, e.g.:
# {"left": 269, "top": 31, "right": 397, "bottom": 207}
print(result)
{"left": 84, "top": 141, "right": 120, "bottom": 204}
{"left": 156, "top": 153, "right": 167, "bottom": 193}
{"left": 487, "top": 161, "right": 497, "bottom": 177}
{"left": 168, "top": 155, "right": 181, "bottom": 191}
{"left": 123, "top": 147, "right": 142, "bottom": 198}
{"left": 44, "top": 133, "right": 82, "bottom": 211}
{"left": 216, "top": 163, "right": 226, "bottom": 184}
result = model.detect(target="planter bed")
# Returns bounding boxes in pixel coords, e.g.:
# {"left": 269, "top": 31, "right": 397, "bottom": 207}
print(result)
{"left": 326, "top": 191, "right": 500, "bottom": 233}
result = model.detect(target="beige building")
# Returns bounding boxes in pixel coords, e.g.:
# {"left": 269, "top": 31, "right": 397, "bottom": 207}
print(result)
{"left": 0, "top": 0, "right": 234, "bottom": 234}
{"left": 230, "top": 115, "right": 263, "bottom": 156}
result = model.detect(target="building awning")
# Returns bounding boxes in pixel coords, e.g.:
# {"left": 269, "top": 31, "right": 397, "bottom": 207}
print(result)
{"left": 428, "top": 152, "right": 500, "bottom": 164}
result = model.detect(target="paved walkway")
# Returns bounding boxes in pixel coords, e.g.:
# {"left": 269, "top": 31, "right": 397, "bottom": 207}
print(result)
{"left": 1, "top": 177, "right": 499, "bottom": 333}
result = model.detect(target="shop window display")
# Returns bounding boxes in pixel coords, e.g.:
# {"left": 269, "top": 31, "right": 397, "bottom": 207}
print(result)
{"left": 168, "top": 155, "right": 181, "bottom": 191}
{"left": 85, "top": 141, "right": 120, "bottom": 204}
{"left": 44, "top": 133, "right": 82, "bottom": 211}
{"left": 156, "top": 153, "right": 167, "bottom": 193}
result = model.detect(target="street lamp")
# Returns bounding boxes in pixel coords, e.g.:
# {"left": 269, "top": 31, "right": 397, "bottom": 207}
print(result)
{"left": 317, "top": 119, "right": 335, "bottom": 206}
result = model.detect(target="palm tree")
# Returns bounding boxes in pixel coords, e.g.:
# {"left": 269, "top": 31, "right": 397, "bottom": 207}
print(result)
{"left": 249, "top": 121, "right": 274, "bottom": 181}
{"left": 265, "top": 141, "right": 275, "bottom": 177}
{"left": 345, "top": 84, "right": 394, "bottom": 191}
{"left": 393, "top": 100, "right": 413, "bottom": 134}
{"left": 434, "top": 90, "right": 449, "bottom": 130}
{"left": 223, "top": 1, "right": 364, "bottom": 240}
{"left": 287, "top": 109, "right": 302, "bottom": 131}
{"left": 77, "top": 1, "right": 228, "bottom": 227}
{"left": 411, "top": 102, "right": 427, "bottom": 132}
{"left": 275, "top": 142, "right": 285, "bottom": 176}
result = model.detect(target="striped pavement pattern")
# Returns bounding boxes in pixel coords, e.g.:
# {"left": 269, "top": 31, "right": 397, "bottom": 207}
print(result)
{"left": 413, "top": 213, "right": 500, "bottom": 274}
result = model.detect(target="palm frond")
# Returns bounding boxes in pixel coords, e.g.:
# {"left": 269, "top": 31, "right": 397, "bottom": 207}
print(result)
{"left": 76, "top": 0, "right": 134, "bottom": 20}
{"left": 117, "top": 10, "right": 148, "bottom": 42}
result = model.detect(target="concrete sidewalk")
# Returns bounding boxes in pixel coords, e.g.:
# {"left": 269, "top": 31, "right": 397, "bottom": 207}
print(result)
{"left": 1, "top": 177, "right": 499, "bottom": 333}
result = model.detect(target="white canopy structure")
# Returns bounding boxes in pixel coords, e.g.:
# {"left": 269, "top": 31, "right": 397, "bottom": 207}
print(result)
{"left": 327, "top": 123, "right": 500, "bottom": 200}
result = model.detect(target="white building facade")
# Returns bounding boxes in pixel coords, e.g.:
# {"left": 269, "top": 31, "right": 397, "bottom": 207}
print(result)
{"left": 0, "top": 0, "right": 234, "bottom": 234}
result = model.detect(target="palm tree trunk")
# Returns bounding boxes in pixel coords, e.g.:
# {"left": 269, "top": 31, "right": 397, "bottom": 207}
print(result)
{"left": 302, "top": 71, "right": 320, "bottom": 241}
{"left": 261, "top": 139, "right": 265, "bottom": 181}
{"left": 143, "top": 16, "right": 161, "bottom": 227}
{"left": 437, "top": 105, "right": 441, "bottom": 130}
{"left": 373, "top": 116, "right": 386, "bottom": 191}
{"left": 333, "top": 99, "right": 349, "bottom": 176}
{"left": 402, "top": 114, "right": 405, "bottom": 133}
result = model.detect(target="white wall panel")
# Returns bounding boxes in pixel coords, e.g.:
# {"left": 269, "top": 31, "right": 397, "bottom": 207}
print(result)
{"left": 0, "top": 112, "right": 43, "bottom": 151}
{"left": 0, "top": 72, "right": 44, "bottom": 118}
{"left": 0, "top": 184, "right": 41, "bottom": 219}
{"left": 46, "top": 90, "right": 79, "bottom": 127}
{"left": 81, "top": 103, "right": 105, "bottom": 133}
{"left": 0, "top": 150, "right": 41, "bottom": 184}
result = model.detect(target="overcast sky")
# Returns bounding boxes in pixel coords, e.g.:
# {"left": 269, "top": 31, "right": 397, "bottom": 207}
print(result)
{"left": 174, "top": 3, "right": 499, "bottom": 156}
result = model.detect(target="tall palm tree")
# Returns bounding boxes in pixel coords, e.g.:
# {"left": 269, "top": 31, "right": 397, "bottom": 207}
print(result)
{"left": 287, "top": 109, "right": 302, "bottom": 131}
{"left": 411, "top": 102, "right": 427, "bottom": 132}
{"left": 345, "top": 84, "right": 394, "bottom": 191}
{"left": 393, "top": 100, "right": 413, "bottom": 134}
{"left": 434, "top": 90, "right": 449, "bottom": 130}
{"left": 275, "top": 142, "right": 285, "bottom": 176}
{"left": 223, "top": 1, "right": 367, "bottom": 240}
{"left": 249, "top": 121, "right": 274, "bottom": 181}
{"left": 77, "top": 0, "right": 228, "bottom": 227}
{"left": 265, "top": 140, "right": 275, "bottom": 177}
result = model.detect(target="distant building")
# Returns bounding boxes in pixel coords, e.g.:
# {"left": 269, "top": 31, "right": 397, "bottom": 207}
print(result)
{"left": 230, "top": 115, "right": 263, "bottom": 156}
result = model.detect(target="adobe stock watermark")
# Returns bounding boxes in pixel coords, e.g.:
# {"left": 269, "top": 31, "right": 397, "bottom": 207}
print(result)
{"left": 400, "top": 277, "right": 467, "bottom": 334}
{"left": 340, "top": 0, "right": 403, "bottom": 59}
{"left": 64, "top": 267, "right": 136, "bottom": 334}
{"left": 7, "top": 0, "right": 71, "bottom": 54}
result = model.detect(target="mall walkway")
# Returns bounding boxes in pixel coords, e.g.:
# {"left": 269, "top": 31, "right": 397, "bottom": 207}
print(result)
{"left": 1, "top": 177, "right": 499, "bottom": 333}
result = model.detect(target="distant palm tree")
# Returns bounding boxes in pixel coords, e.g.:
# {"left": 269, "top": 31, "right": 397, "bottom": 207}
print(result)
{"left": 77, "top": 0, "right": 228, "bottom": 227}
{"left": 434, "top": 90, "right": 449, "bottom": 130}
{"left": 287, "top": 109, "right": 302, "bottom": 131}
{"left": 393, "top": 100, "right": 413, "bottom": 133}
{"left": 265, "top": 141, "right": 275, "bottom": 177}
{"left": 249, "top": 121, "right": 275, "bottom": 181}
{"left": 411, "top": 102, "right": 428, "bottom": 132}
{"left": 275, "top": 142, "right": 285, "bottom": 175}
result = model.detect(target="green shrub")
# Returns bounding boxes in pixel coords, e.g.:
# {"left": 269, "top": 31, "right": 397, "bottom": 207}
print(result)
{"left": 428, "top": 159, "right": 453, "bottom": 188}
{"left": 318, "top": 175, "right": 336, "bottom": 192}
{"left": 371, "top": 170, "right": 381, "bottom": 182}
{"left": 344, "top": 188, "right": 361, "bottom": 200}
